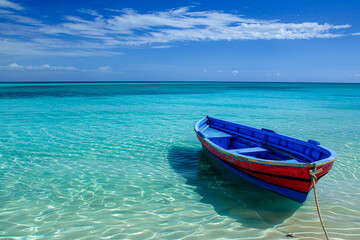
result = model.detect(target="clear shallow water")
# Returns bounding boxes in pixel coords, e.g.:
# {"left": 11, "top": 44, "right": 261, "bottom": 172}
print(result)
{"left": 0, "top": 82, "right": 359, "bottom": 239}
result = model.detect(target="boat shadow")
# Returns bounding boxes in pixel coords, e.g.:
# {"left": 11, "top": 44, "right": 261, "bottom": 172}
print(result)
{"left": 167, "top": 145, "right": 301, "bottom": 229}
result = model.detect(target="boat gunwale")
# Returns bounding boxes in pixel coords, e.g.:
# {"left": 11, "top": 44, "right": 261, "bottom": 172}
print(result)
{"left": 194, "top": 117, "right": 337, "bottom": 168}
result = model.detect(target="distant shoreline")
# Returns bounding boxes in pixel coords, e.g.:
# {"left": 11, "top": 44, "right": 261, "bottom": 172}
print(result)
{"left": 0, "top": 81, "right": 359, "bottom": 84}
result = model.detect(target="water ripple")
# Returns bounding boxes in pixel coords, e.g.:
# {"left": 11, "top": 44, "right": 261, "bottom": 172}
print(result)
{"left": 1, "top": 83, "right": 360, "bottom": 239}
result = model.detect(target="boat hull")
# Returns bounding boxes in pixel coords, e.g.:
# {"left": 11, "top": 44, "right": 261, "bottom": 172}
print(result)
{"left": 196, "top": 133, "right": 334, "bottom": 203}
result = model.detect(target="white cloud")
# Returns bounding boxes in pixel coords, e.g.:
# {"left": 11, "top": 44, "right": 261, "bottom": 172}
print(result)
{"left": 0, "top": 14, "right": 43, "bottom": 25}
{"left": 352, "top": 32, "right": 360, "bottom": 36}
{"left": 232, "top": 70, "right": 239, "bottom": 76}
{"left": 39, "top": 64, "right": 76, "bottom": 70}
{"left": 0, "top": 9, "right": 12, "bottom": 13}
{"left": 97, "top": 66, "right": 111, "bottom": 72}
{"left": 0, "top": 63, "right": 123, "bottom": 72}
{"left": 99, "top": 8, "right": 348, "bottom": 44}
{"left": 49, "top": 7, "right": 350, "bottom": 45}
{"left": 63, "top": 9, "right": 349, "bottom": 45}
{"left": 0, "top": 38, "right": 123, "bottom": 56}
{"left": 0, "top": 6, "right": 355, "bottom": 57}
{"left": 77, "top": 9, "right": 100, "bottom": 17}
{"left": 151, "top": 45, "right": 172, "bottom": 49}
{"left": 8, "top": 62, "right": 21, "bottom": 68}
{"left": 0, "top": 0, "right": 24, "bottom": 11}
{"left": 0, "top": 63, "right": 77, "bottom": 71}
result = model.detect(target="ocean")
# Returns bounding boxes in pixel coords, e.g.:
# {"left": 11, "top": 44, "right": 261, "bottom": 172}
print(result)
{"left": 0, "top": 82, "right": 359, "bottom": 239}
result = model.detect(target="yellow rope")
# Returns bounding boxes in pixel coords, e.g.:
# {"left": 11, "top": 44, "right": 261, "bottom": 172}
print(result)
{"left": 309, "top": 170, "right": 330, "bottom": 240}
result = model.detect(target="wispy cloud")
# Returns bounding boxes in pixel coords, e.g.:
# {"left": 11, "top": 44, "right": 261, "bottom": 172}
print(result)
{"left": 47, "top": 6, "right": 350, "bottom": 45}
{"left": 0, "top": 38, "right": 123, "bottom": 56}
{"left": 0, "top": 62, "right": 118, "bottom": 72}
{"left": 232, "top": 70, "right": 239, "bottom": 76}
{"left": 0, "top": 13, "right": 43, "bottom": 25}
{"left": 0, "top": 3, "right": 354, "bottom": 57}
{"left": 0, "top": 9, "right": 13, "bottom": 14}
{"left": 97, "top": 66, "right": 111, "bottom": 72}
{"left": 77, "top": 8, "right": 100, "bottom": 17}
{"left": 151, "top": 45, "right": 172, "bottom": 49}
{"left": 0, "top": 0, "right": 24, "bottom": 11}
{"left": 0, "top": 63, "right": 77, "bottom": 71}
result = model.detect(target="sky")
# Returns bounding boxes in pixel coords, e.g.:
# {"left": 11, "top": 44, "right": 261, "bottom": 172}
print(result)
{"left": 0, "top": 0, "right": 359, "bottom": 82}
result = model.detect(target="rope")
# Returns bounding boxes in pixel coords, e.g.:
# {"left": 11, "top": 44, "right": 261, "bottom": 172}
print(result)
{"left": 309, "top": 169, "right": 330, "bottom": 240}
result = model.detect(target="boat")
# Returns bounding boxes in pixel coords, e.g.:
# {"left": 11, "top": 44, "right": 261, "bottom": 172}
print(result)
{"left": 194, "top": 116, "right": 337, "bottom": 202}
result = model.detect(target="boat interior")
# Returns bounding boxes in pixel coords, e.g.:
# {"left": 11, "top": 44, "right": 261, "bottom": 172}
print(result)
{"left": 199, "top": 117, "right": 332, "bottom": 163}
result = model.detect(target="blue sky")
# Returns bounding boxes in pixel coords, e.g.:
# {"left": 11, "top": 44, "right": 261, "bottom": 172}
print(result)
{"left": 0, "top": 0, "right": 359, "bottom": 82}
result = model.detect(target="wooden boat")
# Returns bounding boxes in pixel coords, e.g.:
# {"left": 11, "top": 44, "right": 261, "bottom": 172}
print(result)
{"left": 194, "top": 116, "right": 337, "bottom": 202}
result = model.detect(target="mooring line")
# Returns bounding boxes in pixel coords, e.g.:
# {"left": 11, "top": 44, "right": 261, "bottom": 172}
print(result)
{"left": 309, "top": 169, "right": 330, "bottom": 240}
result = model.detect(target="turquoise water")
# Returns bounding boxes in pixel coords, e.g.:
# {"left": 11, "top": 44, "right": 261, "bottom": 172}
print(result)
{"left": 0, "top": 83, "right": 359, "bottom": 239}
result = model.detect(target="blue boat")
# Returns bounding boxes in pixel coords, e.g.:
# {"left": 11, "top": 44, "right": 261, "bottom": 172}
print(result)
{"left": 194, "top": 116, "right": 338, "bottom": 202}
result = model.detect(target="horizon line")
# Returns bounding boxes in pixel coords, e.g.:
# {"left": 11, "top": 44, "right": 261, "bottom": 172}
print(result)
{"left": 0, "top": 81, "right": 360, "bottom": 84}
